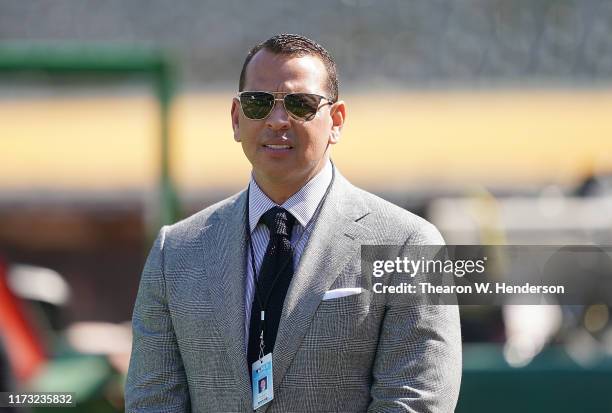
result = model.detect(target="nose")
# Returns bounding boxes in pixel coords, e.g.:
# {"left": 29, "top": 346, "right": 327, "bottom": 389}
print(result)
{"left": 265, "top": 98, "right": 291, "bottom": 131}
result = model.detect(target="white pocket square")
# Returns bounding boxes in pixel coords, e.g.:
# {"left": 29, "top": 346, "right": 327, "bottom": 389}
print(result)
{"left": 322, "top": 287, "right": 363, "bottom": 300}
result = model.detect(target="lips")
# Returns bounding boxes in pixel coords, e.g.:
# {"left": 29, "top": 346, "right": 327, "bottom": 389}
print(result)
{"left": 264, "top": 144, "right": 292, "bottom": 149}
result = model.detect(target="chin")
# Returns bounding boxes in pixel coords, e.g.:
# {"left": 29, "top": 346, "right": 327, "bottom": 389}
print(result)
{"left": 259, "top": 168, "right": 302, "bottom": 183}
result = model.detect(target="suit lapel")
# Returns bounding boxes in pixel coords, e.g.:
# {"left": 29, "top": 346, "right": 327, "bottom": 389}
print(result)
{"left": 203, "top": 191, "right": 252, "bottom": 407}
{"left": 263, "top": 174, "right": 372, "bottom": 411}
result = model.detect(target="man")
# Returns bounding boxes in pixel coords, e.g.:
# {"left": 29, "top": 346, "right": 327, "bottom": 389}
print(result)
{"left": 126, "top": 34, "right": 461, "bottom": 412}
{"left": 259, "top": 377, "right": 268, "bottom": 393}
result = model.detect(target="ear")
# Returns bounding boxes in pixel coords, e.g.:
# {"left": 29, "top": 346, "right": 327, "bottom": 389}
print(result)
{"left": 328, "top": 100, "right": 346, "bottom": 145}
{"left": 231, "top": 97, "right": 241, "bottom": 142}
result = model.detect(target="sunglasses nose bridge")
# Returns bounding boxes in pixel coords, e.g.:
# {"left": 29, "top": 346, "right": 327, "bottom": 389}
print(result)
{"left": 266, "top": 97, "right": 291, "bottom": 121}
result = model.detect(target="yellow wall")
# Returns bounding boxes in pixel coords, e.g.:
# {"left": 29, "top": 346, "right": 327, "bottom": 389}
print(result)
{"left": 1, "top": 90, "right": 611, "bottom": 193}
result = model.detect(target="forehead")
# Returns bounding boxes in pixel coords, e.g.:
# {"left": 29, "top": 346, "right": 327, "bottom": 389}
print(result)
{"left": 243, "top": 49, "right": 327, "bottom": 95}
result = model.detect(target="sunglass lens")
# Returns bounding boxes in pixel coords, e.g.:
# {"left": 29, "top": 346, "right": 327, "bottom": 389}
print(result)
{"left": 240, "top": 92, "right": 274, "bottom": 119}
{"left": 285, "top": 93, "right": 322, "bottom": 120}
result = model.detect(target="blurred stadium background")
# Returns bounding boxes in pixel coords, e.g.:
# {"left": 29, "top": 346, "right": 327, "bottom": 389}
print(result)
{"left": 1, "top": 0, "right": 612, "bottom": 411}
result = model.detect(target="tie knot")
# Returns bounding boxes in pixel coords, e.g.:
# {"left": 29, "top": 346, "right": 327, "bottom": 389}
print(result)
{"left": 261, "top": 207, "right": 295, "bottom": 238}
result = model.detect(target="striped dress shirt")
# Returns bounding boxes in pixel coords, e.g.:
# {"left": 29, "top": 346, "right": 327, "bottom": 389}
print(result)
{"left": 244, "top": 160, "right": 333, "bottom": 352}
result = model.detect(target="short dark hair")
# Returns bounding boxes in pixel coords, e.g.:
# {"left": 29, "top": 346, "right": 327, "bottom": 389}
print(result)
{"left": 239, "top": 34, "right": 339, "bottom": 102}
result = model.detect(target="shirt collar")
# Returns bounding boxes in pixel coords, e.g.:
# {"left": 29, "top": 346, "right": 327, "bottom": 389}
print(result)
{"left": 248, "top": 160, "right": 333, "bottom": 232}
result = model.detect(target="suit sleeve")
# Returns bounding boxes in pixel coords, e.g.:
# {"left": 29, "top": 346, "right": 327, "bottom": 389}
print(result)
{"left": 368, "top": 223, "right": 462, "bottom": 413}
{"left": 125, "top": 227, "right": 191, "bottom": 412}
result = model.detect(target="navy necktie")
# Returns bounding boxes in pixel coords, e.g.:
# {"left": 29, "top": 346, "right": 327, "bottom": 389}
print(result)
{"left": 248, "top": 207, "right": 296, "bottom": 370}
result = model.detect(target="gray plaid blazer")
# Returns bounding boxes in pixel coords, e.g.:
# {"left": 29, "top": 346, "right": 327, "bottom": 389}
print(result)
{"left": 125, "top": 170, "right": 462, "bottom": 413}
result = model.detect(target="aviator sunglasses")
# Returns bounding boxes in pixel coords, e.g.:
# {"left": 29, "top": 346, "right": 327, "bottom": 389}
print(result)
{"left": 237, "top": 91, "right": 335, "bottom": 121}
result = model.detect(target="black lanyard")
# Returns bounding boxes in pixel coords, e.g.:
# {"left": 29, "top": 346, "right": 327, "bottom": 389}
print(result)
{"left": 244, "top": 165, "right": 335, "bottom": 339}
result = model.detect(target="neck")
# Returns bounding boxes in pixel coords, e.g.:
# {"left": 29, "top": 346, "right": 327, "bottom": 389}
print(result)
{"left": 256, "top": 183, "right": 297, "bottom": 205}
{"left": 254, "top": 158, "right": 329, "bottom": 205}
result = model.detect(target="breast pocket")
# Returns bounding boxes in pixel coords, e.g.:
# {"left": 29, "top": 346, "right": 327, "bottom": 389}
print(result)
{"left": 306, "top": 291, "right": 378, "bottom": 347}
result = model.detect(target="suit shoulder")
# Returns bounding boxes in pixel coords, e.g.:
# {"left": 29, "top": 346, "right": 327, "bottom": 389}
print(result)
{"left": 350, "top": 186, "right": 444, "bottom": 245}
{"left": 160, "top": 191, "right": 245, "bottom": 244}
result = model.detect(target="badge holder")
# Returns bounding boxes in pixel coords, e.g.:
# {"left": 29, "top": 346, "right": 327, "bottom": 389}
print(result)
{"left": 252, "top": 314, "right": 273, "bottom": 410}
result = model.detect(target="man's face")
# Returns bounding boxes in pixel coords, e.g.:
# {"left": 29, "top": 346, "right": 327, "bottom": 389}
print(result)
{"left": 231, "top": 49, "right": 345, "bottom": 191}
